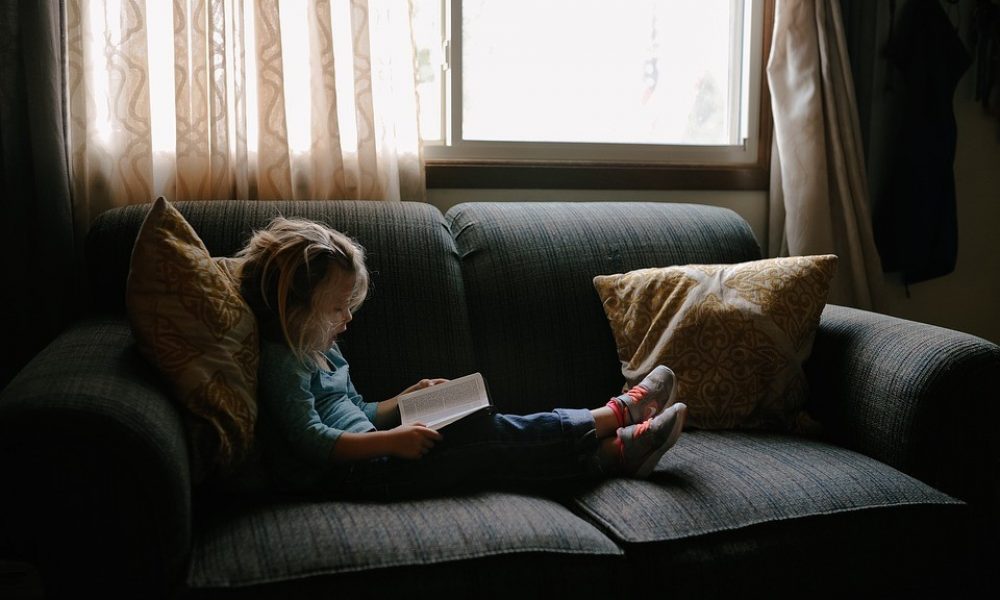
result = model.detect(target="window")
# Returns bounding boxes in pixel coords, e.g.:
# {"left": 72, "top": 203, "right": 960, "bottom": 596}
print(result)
{"left": 412, "top": 0, "right": 773, "bottom": 188}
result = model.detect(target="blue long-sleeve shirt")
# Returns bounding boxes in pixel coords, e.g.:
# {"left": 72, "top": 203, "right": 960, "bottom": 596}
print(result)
{"left": 258, "top": 340, "right": 378, "bottom": 474}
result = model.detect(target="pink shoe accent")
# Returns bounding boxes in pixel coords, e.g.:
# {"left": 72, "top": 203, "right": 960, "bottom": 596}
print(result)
{"left": 625, "top": 385, "right": 648, "bottom": 404}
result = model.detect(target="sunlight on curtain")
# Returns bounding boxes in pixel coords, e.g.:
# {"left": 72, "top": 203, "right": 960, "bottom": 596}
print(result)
{"left": 65, "top": 0, "right": 424, "bottom": 232}
{"left": 766, "top": 0, "right": 884, "bottom": 309}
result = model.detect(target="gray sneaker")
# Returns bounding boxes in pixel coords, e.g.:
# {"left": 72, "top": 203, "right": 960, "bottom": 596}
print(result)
{"left": 618, "top": 402, "right": 687, "bottom": 478}
{"left": 609, "top": 365, "right": 678, "bottom": 426}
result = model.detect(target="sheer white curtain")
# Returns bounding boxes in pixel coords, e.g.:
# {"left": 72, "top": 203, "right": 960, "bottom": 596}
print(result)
{"left": 766, "top": 0, "right": 884, "bottom": 310}
{"left": 65, "top": 0, "right": 424, "bottom": 234}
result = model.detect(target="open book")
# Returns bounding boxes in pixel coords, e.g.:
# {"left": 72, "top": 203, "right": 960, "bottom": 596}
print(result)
{"left": 397, "top": 373, "right": 491, "bottom": 430}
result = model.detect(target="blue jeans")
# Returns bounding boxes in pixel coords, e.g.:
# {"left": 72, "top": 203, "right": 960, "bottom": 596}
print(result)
{"left": 318, "top": 408, "right": 601, "bottom": 499}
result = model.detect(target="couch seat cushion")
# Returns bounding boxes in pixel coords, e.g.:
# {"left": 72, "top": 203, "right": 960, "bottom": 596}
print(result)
{"left": 188, "top": 491, "right": 622, "bottom": 590}
{"left": 574, "top": 430, "right": 964, "bottom": 544}
{"left": 573, "top": 431, "right": 970, "bottom": 596}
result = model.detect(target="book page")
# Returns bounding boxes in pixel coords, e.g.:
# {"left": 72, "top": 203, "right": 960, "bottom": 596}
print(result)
{"left": 397, "top": 373, "right": 490, "bottom": 430}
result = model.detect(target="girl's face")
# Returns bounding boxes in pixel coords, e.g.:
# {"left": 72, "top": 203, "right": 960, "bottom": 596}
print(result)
{"left": 309, "top": 270, "right": 357, "bottom": 350}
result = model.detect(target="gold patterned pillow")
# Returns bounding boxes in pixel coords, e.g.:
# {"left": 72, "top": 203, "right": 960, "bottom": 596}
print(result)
{"left": 126, "top": 197, "right": 258, "bottom": 477}
{"left": 593, "top": 255, "right": 837, "bottom": 433}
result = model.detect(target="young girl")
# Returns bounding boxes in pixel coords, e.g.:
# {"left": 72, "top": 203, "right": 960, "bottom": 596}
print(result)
{"left": 238, "top": 217, "right": 687, "bottom": 497}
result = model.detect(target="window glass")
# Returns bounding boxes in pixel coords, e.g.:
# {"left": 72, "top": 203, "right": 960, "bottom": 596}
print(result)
{"left": 414, "top": 0, "right": 763, "bottom": 163}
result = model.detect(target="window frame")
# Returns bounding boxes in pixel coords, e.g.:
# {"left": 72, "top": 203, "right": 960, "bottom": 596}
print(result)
{"left": 424, "top": 0, "right": 775, "bottom": 190}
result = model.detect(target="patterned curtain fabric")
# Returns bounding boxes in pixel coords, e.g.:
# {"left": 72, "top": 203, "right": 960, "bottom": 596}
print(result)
{"left": 766, "top": 0, "right": 885, "bottom": 310}
{"left": 65, "top": 0, "right": 425, "bottom": 234}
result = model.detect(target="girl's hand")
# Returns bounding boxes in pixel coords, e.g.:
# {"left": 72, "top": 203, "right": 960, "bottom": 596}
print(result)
{"left": 399, "top": 378, "right": 449, "bottom": 396}
{"left": 386, "top": 423, "right": 443, "bottom": 459}
{"left": 374, "top": 379, "right": 450, "bottom": 430}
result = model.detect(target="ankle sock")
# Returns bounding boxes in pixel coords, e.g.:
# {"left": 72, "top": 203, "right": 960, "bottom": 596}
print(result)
{"left": 607, "top": 365, "right": 677, "bottom": 427}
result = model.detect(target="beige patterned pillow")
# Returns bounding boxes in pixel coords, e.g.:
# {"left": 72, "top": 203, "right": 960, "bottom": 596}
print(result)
{"left": 126, "top": 197, "right": 258, "bottom": 476}
{"left": 593, "top": 255, "right": 837, "bottom": 433}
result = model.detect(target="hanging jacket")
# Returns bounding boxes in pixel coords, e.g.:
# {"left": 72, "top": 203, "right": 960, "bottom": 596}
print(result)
{"left": 874, "top": 0, "right": 971, "bottom": 285}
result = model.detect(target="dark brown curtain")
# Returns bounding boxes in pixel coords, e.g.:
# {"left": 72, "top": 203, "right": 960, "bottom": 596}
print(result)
{"left": 0, "top": 0, "right": 77, "bottom": 389}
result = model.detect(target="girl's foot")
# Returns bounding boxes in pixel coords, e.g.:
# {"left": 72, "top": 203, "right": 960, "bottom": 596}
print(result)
{"left": 606, "top": 365, "right": 677, "bottom": 427}
{"left": 617, "top": 402, "right": 687, "bottom": 478}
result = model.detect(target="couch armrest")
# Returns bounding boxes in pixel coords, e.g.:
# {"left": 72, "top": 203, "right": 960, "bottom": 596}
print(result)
{"left": 0, "top": 317, "right": 192, "bottom": 598}
{"left": 805, "top": 305, "right": 1000, "bottom": 509}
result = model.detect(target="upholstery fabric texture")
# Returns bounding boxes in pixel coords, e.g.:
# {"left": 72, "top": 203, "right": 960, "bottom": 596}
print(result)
{"left": 573, "top": 429, "right": 962, "bottom": 545}
{"left": 806, "top": 304, "right": 1000, "bottom": 507}
{"left": 188, "top": 492, "right": 622, "bottom": 589}
{"left": 126, "top": 197, "right": 258, "bottom": 473}
{"left": 593, "top": 255, "right": 837, "bottom": 432}
{"left": 0, "top": 317, "right": 193, "bottom": 594}
{"left": 446, "top": 202, "right": 762, "bottom": 416}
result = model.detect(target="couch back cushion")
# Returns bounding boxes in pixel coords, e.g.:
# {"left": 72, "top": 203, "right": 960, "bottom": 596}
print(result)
{"left": 446, "top": 202, "right": 761, "bottom": 415}
{"left": 87, "top": 200, "right": 476, "bottom": 402}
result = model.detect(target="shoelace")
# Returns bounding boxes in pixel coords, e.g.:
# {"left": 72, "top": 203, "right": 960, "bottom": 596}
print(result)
{"left": 625, "top": 385, "right": 648, "bottom": 404}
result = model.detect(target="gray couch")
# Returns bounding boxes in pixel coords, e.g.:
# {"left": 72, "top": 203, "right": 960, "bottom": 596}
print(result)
{"left": 1, "top": 200, "right": 997, "bottom": 598}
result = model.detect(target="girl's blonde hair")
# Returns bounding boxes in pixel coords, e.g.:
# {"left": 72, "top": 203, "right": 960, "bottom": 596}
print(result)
{"left": 238, "top": 217, "right": 369, "bottom": 365}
